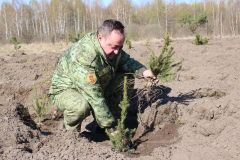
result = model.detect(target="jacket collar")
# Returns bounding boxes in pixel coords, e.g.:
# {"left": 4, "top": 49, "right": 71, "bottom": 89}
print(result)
{"left": 90, "top": 31, "right": 109, "bottom": 63}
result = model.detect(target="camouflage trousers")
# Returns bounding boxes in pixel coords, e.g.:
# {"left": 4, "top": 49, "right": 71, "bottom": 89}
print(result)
{"left": 51, "top": 73, "right": 134, "bottom": 132}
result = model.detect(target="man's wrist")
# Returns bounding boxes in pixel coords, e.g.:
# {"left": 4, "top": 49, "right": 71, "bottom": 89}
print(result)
{"left": 135, "top": 67, "right": 147, "bottom": 78}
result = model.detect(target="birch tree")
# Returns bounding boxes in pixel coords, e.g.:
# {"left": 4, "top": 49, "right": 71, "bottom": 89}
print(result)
{"left": 165, "top": 0, "right": 168, "bottom": 32}
{"left": 0, "top": 3, "right": 12, "bottom": 40}
{"left": 12, "top": 0, "right": 20, "bottom": 37}
{"left": 150, "top": 0, "right": 164, "bottom": 31}
{"left": 29, "top": 0, "right": 40, "bottom": 35}
{"left": 110, "top": 0, "right": 121, "bottom": 20}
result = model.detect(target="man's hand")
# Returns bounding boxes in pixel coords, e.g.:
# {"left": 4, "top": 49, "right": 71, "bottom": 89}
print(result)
{"left": 143, "top": 69, "right": 159, "bottom": 83}
{"left": 111, "top": 130, "right": 119, "bottom": 136}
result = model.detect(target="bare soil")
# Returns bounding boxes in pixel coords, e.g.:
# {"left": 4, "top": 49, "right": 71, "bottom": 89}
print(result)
{"left": 0, "top": 37, "right": 240, "bottom": 159}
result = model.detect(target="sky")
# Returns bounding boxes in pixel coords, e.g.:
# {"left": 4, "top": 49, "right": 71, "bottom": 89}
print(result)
{"left": 0, "top": 0, "right": 193, "bottom": 8}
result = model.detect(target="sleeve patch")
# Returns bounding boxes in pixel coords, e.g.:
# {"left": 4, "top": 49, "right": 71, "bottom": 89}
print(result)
{"left": 86, "top": 71, "right": 97, "bottom": 84}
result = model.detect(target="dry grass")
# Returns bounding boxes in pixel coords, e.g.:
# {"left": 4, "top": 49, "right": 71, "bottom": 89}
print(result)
{"left": 0, "top": 42, "right": 72, "bottom": 56}
{"left": 1, "top": 35, "right": 239, "bottom": 56}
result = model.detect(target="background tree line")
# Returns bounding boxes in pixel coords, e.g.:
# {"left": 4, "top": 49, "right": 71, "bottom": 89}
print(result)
{"left": 0, "top": 0, "right": 240, "bottom": 44}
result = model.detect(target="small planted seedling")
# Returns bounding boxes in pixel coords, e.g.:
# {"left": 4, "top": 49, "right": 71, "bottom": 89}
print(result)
{"left": 124, "top": 37, "right": 132, "bottom": 49}
{"left": 193, "top": 33, "right": 208, "bottom": 45}
{"left": 106, "top": 76, "right": 135, "bottom": 152}
{"left": 10, "top": 36, "right": 21, "bottom": 52}
{"left": 31, "top": 83, "right": 50, "bottom": 124}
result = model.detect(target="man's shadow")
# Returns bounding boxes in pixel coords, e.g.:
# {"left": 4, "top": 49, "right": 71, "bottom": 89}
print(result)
{"left": 82, "top": 85, "right": 201, "bottom": 142}
{"left": 81, "top": 121, "right": 110, "bottom": 142}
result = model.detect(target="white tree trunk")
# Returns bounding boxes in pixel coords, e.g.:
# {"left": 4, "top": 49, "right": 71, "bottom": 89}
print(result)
{"left": 194, "top": 0, "right": 196, "bottom": 20}
{"left": 221, "top": 12, "right": 223, "bottom": 37}
{"left": 112, "top": 1, "right": 120, "bottom": 20}
{"left": 20, "top": 5, "right": 23, "bottom": 37}
{"left": 83, "top": 15, "right": 85, "bottom": 33}
{"left": 157, "top": 4, "right": 161, "bottom": 33}
{"left": 212, "top": 4, "right": 215, "bottom": 36}
{"left": 2, "top": 4, "right": 9, "bottom": 40}
{"left": 26, "top": 19, "right": 29, "bottom": 32}
{"left": 217, "top": 3, "right": 219, "bottom": 36}
{"left": 74, "top": 10, "right": 77, "bottom": 32}
{"left": 13, "top": 4, "right": 20, "bottom": 37}
{"left": 230, "top": 12, "right": 235, "bottom": 35}
{"left": 64, "top": 11, "right": 67, "bottom": 35}
{"left": 40, "top": 22, "right": 42, "bottom": 41}
{"left": 41, "top": 11, "right": 46, "bottom": 36}
{"left": 43, "top": 2, "right": 50, "bottom": 36}
{"left": 32, "top": 18, "right": 35, "bottom": 34}
{"left": 165, "top": 0, "right": 168, "bottom": 32}
{"left": 78, "top": 10, "right": 80, "bottom": 32}
{"left": 35, "top": 13, "right": 38, "bottom": 33}
{"left": 236, "top": 11, "right": 238, "bottom": 35}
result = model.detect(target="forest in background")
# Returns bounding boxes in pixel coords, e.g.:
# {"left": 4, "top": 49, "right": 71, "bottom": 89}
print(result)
{"left": 0, "top": 0, "right": 240, "bottom": 44}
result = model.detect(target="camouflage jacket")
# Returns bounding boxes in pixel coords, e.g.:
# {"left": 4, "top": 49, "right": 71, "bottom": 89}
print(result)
{"left": 48, "top": 32, "right": 146, "bottom": 128}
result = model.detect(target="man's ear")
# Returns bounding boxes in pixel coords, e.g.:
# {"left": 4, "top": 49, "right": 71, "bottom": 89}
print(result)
{"left": 98, "top": 33, "right": 103, "bottom": 42}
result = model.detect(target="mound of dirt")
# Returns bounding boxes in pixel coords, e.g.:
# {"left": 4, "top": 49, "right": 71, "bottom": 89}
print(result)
{"left": 1, "top": 37, "right": 240, "bottom": 159}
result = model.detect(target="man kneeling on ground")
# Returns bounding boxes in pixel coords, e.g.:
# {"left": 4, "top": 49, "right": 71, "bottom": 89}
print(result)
{"left": 48, "top": 19, "right": 157, "bottom": 133}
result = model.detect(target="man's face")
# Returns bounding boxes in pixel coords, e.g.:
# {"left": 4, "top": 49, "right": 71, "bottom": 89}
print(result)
{"left": 98, "top": 30, "right": 125, "bottom": 60}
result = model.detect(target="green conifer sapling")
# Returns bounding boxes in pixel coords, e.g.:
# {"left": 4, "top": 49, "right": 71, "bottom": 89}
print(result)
{"left": 32, "top": 83, "right": 50, "bottom": 124}
{"left": 105, "top": 76, "right": 136, "bottom": 152}
{"left": 193, "top": 33, "right": 208, "bottom": 45}
{"left": 149, "top": 32, "right": 184, "bottom": 82}
{"left": 124, "top": 37, "right": 132, "bottom": 49}
{"left": 10, "top": 36, "right": 21, "bottom": 52}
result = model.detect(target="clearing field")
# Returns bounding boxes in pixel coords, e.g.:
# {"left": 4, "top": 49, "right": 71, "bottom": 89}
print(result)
{"left": 0, "top": 37, "right": 240, "bottom": 159}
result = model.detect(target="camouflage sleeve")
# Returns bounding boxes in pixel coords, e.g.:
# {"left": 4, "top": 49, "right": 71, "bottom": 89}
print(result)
{"left": 117, "top": 50, "right": 147, "bottom": 76}
{"left": 70, "top": 50, "right": 115, "bottom": 128}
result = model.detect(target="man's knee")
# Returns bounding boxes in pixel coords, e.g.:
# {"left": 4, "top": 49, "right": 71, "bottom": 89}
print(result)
{"left": 51, "top": 89, "right": 91, "bottom": 125}
{"left": 64, "top": 103, "right": 91, "bottom": 126}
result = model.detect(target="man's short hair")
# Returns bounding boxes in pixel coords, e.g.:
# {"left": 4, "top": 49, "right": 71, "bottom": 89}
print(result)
{"left": 97, "top": 19, "right": 125, "bottom": 37}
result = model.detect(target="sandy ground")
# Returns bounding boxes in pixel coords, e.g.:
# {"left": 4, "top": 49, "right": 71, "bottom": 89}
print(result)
{"left": 0, "top": 37, "right": 240, "bottom": 159}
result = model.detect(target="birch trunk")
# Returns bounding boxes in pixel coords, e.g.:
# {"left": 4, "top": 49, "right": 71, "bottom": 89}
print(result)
{"left": 44, "top": 4, "right": 50, "bottom": 36}
{"left": 165, "top": 0, "right": 168, "bottom": 32}
{"left": 217, "top": 3, "right": 219, "bottom": 36}
{"left": 41, "top": 12, "right": 46, "bottom": 36}
{"left": 83, "top": 15, "right": 85, "bottom": 33}
{"left": 32, "top": 18, "right": 35, "bottom": 34}
{"left": 20, "top": 5, "right": 23, "bottom": 37}
{"left": 2, "top": 4, "right": 9, "bottom": 40}
{"left": 26, "top": 19, "right": 29, "bottom": 32}
{"left": 35, "top": 13, "right": 38, "bottom": 33}
{"left": 220, "top": 12, "right": 223, "bottom": 37}
{"left": 78, "top": 10, "right": 80, "bottom": 32}
{"left": 212, "top": 4, "right": 215, "bottom": 36}
{"left": 236, "top": 11, "right": 238, "bottom": 35}
{"left": 231, "top": 12, "right": 235, "bottom": 35}
{"left": 13, "top": 4, "right": 20, "bottom": 37}
{"left": 194, "top": 0, "right": 196, "bottom": 20}
{"left": 157, "top": 5, "right": 161, "bottom": 34}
